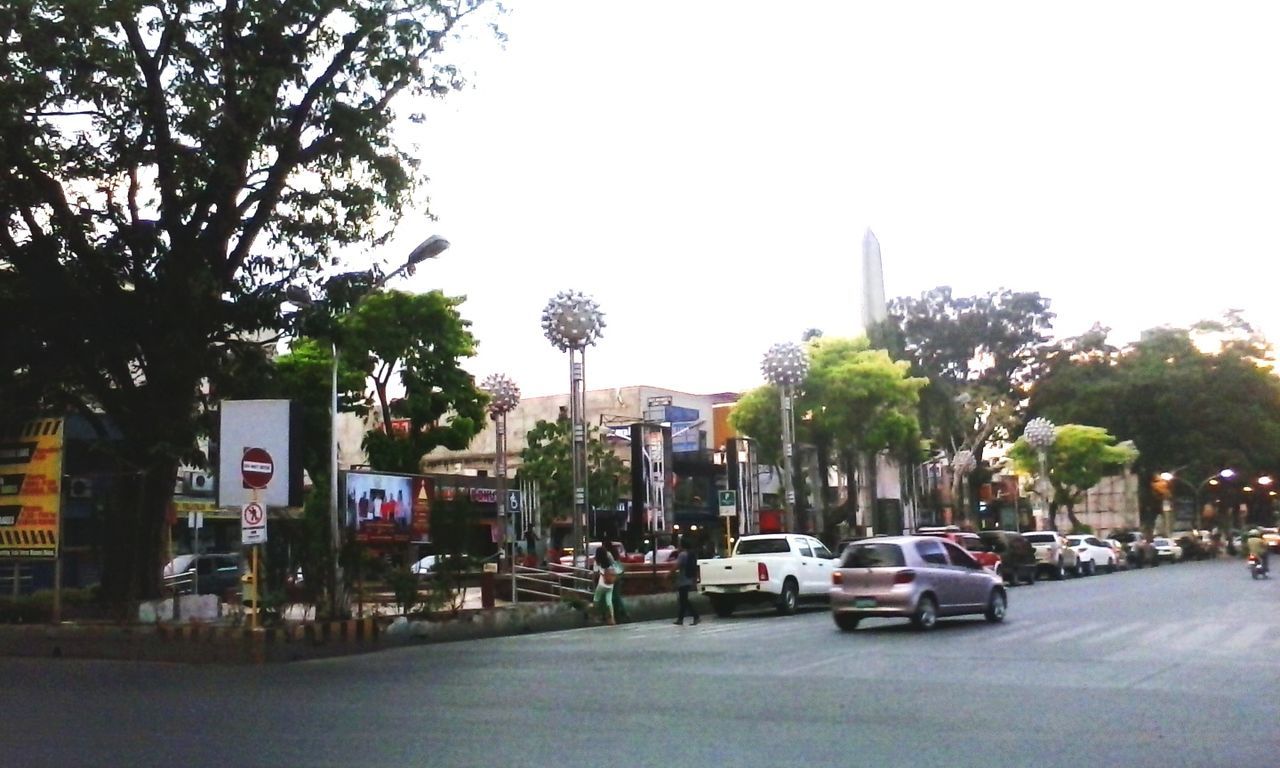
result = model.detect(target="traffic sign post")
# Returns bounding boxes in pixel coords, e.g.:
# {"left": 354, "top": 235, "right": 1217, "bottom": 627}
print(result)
{"left": 718, "top": 490, "right": 737, "bottom": 556}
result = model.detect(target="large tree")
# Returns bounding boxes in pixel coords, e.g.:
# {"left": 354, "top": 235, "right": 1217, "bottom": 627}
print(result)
{"left": 1029, "top": 322, "right": 1280, "bottom": 529}
{"left": 0, "top": 0, "right": 495, "bottom": 606}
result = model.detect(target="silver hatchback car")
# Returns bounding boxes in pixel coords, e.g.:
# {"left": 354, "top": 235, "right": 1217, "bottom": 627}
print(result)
{"left": 830, "top": 535, "right": 1007, "bottom": 631}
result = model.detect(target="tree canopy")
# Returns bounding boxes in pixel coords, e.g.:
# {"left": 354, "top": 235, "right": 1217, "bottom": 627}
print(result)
{"left": 0, "top": 0, "right": 497, "bottom": 603}
{"left": 516, "top": 417, "right": 627, "bottom": 530}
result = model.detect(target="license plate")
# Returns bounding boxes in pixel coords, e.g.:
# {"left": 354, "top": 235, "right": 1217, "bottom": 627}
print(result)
{"left": 854, "top": 598, "right": 876, "bottom": 608}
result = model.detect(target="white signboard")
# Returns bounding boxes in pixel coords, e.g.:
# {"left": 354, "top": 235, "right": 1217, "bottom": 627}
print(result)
{"left": 718, "top": 490, "right": 737, "bottom": 518}
{"left": 218, "top": 400, "right": 298, "bottom": 509}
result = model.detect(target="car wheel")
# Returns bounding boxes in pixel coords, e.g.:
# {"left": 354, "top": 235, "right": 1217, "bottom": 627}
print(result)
{"left": 1055, "top": 560, "right": 1067, "bottom": 580}
{"left": 984, "top": 590, "right": 1007, "bottom": 622}
{"left": 1084, "top": 559, "right": 1096, "bottom": 577}
{"left": 910, "top": 594, "right": 938, "bottom": 631}
{"left": 708, "top": 595, "right": 737, "bottom": 618}
{"left": 776, "top": 578, "right": 798, "bottom": 616}
{"left": 834, "top": 613, "right": 860, "bottom": 631}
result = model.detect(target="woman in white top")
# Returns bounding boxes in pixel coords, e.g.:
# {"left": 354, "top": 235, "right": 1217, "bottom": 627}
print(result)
{"left": 592, "top": 546, "right": 616, "bottom": 625}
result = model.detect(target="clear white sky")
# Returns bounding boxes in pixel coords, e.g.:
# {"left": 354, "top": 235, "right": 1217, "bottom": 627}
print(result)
{"left": 364, "top": 1, "right": 1279, "bottom": 399}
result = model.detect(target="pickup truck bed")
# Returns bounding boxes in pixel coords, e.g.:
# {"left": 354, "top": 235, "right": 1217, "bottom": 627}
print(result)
{"left": 697, "top": 533, "right": 837, "bottom": 617}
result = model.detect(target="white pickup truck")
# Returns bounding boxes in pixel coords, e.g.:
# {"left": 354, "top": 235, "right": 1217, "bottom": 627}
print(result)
{"left": 697, "top": 533, "right": 838, "bottom": 617}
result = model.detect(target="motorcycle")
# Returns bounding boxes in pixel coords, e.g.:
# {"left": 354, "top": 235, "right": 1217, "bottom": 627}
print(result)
{"left": 1247, "top": 554, "right": 1269, "bottom": 579}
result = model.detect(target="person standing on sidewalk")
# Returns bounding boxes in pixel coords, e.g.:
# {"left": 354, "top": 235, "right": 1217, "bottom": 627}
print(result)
{"left": 673, "top": 535, "right": 700, "bottom": 626}
{"left": 593, "top": 544, "right": 617, "bottom": 625}
{"left": 601, "top": 537, "right": 628, "bottom": 622}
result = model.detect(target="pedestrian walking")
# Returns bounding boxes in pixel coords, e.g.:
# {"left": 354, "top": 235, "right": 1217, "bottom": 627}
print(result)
{"left": 673, "top": 535, "right": 700, "bottom": 626}
{"left": 602, "top": 536, "right": 628, "bottom": 622}
{"left": 524, "top": 524, "right": 539, "bottom": 565}
{"left": 593, "top": 543, "right": 617, "bottom": 625}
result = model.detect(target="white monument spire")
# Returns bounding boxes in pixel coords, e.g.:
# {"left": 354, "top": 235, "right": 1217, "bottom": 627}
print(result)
{"left": 860, "top": 228, "right": 887, "bottom": 331}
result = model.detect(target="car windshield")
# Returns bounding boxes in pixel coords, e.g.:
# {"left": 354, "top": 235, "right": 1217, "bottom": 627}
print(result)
{"left": 1024, "top": 533, "right": 1057, "bottom": 544}
{"left": 1154, "top": 539, "right": 1171, "bottom": 546}
{"left": 961, "top": 538, "right": 986, "bottom": 551}
{"left": 840, "top": 543, "right": 905, "bottom": 569}
{"left": 736, "top": 538, "right": 792, "bottom": 555}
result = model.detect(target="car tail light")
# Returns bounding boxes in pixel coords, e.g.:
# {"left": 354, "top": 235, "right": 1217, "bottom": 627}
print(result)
{"left": 832, "top": 571, "right": 843, "bottom": 585}
{"left": 893, "top": 570, "right": 916, "bottom": 585}
{"left": 757, "top": 562, "right": 769, "bottom": 582}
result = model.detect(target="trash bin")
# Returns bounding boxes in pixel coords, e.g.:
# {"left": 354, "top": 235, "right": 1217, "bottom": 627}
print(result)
{"left": 481, "top": 562, "right": 497, "bottom": 608}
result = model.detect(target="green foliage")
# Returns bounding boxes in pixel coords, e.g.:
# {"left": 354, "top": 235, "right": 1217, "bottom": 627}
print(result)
{"left": 1009, "top": 423, "right": 1139, "bottom": 529}
{"left": 386, "top": 568, "right": 421, "bottom": 615}
{"left": 0, "top": 0, "right": 498, "bottom": 604}
{"left": 517, "top": 417, "right": 627, "bottom": 527}
{"left": 351, "top": 290, "right": 488, "bottom": 474}
{"left": 727, "top": 387, "right": 783, "bottom": 466}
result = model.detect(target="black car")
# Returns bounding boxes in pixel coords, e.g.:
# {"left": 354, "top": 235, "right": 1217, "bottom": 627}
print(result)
{"left": 977, "top": 530, "right": 1037, "bottom": 585}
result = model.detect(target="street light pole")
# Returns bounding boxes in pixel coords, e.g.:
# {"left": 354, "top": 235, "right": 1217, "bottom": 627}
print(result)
{"left": 541, "top": 291, "right": 605, "bottom": 566}
{"left": 761, "top": 342, "right": 809, "bottom": 533}
{"left": 1024, "top": 418, "right": 1057, "bottom": 531}
{"left": 287, "top": 233, "right": 449, "bottom": 618}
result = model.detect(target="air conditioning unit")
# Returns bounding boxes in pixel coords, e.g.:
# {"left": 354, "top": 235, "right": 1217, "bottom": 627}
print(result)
{"left": 183, "top": 471, "right": 215, "bottom": 497}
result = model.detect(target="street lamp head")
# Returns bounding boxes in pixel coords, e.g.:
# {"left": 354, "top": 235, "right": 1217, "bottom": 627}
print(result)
{"left": 1259, "top": 475, "right": 1274, "bottom": 486}
{"left": 407, "top": 234, "right": 450, "bottom": 265}
{"left": 284, "top": 286, "right": 314, "bottom": 306}
{"left": 1024, "top": 417, "right": 1057, "bottom": 450}
{"left": 1219, "top": 468, "right": 1236, "bottom": 480}
{"left": 541, "top": 290, "right": 605, "bottom": 351}
{"left": 1159, "top": 472, "right": 1174, "bottom": 481}
{"left": 760, "top": 342, "right": 809, "bottom": 387}
{"left": 481, "top": 373, "right": 521, "bottom": 416}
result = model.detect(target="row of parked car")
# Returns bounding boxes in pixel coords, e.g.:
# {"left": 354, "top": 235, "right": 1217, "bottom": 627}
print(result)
{"left": 906, "top": 526, "right": 1201, "bottom": 586}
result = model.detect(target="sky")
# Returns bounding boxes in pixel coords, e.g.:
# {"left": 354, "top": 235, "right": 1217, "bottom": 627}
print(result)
{"left": 361, "top": 1, "right": 1280, "bottom": 399}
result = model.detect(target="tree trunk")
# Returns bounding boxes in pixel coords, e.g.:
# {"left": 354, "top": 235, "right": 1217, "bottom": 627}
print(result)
{"left": 99, "top": 454, "right": 178, "bottom": 618}
{"left": 1065, "top": 502, "right": 1082, "bottom": 532}
{"left": 1047, "top": 500, "right": 1059, "bottom": 532}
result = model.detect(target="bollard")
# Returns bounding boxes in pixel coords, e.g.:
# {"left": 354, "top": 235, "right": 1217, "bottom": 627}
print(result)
{"left": 481, "top": 562, "right": 497, "bottom": 608}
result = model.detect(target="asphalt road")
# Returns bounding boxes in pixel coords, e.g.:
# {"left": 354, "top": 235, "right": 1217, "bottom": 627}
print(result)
{"left": 4, "top": 557, "right": 1280, "bottom": 768}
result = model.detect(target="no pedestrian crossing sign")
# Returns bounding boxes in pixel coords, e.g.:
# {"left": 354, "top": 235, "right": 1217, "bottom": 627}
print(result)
{"left": 241, "top": 501, "right": 267, "bottom": 545}
{"left": 718, "top": 490, "right": 737, "bottom": 517}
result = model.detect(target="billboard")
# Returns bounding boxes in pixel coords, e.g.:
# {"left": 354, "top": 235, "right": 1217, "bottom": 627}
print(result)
{"left": 217, "top": 400, "right": 303, "bottom": 508}
{"left": 344, "top": 471, "right": 434, "bottom": 545}
{"left": 0, "top": 419, "right": 63, "bottom": 559}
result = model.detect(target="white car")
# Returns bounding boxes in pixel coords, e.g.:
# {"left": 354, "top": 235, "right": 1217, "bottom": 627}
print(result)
{"left": 1066, "top": 534, "right": 1118, "bottom": 575}
{"left": 1151, "top": 537, "right": 1183, "bottom": 562}
{"left": 643, "top": 546, "right": 677, "bottom": 564}
{"left": 559, "top": 541, "right": 625, "bottom": 568}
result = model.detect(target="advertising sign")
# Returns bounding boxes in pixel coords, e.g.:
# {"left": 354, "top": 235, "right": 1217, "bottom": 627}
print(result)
{"left": 344, "top": 471, "right": 434, "bottom": 545}
{"left": 0, "top": 419, "right": 63, "bottom": 559}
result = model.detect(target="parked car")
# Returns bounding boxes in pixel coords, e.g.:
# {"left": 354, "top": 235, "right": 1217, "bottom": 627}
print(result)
{"left": 916, "top": 527, "right": 1002, "bottom": 574}
{"left": 698, "top": 533, "right": 837, "bottom": 616}
{"left": 162, "top": 553, "right": 241, "bottom": 596}
{"left": 1023, "top": 531, "right": 1079, "bottom": 579}
{"left": 1113, "top": 530, "right": 1157, "bottom": 567}
{"left": 829, "top": 535, "right": 1007, "bottom": 631}
{"left": 643, "top": 545, "right": 677, "bottom": 564}
{"left": 559, "top": 541, "right": 626, "bottom": 568}
{"left": 1105, "top": 539, "right": 1130, "bottom": 570}
{"left": 1151, "top": 537, "right": 1183, "bottom": 562}
{"left": 1065, "top": 534, "right": 1118, "bottom": 575}
{"left": 977, "top": 530, "right": 1037, "bottom": 585}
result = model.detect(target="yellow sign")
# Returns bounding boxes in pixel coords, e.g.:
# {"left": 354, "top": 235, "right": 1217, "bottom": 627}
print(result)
{"left": 0, "top": 419, "right": 63, "bottom": 559}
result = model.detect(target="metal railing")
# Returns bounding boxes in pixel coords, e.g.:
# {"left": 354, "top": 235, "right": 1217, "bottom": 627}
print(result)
{"left": 511, "top": 562, "right": 595, "bottom": 603}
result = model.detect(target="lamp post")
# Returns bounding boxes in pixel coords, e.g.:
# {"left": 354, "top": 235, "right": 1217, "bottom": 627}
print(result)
{"left": 761, "top": 342, "right": 809, "bottom": 533}
{"left": 1192, "top": 468, "right": 1235, "bottom": 531}
{"left": 286, "top": 233, "right": 449, "bottom": 617}
{"left": 541, "top": 290, "right": 605, "bottom": 567}
{"left": 481, "top": 373, "right": 521, "bottom": 547}
{"left": 1024, "top": 418, "right": 1057, "bottom": 531}
{"left": 952, "top": 450, "right": 976, "bottom": 527}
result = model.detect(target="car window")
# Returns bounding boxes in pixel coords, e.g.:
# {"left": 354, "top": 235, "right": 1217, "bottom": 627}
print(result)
{"left": 942, "top": 541, "right": 981, "bottom": 569}
{"left": 196, "top": 557, "right": 214, "bottom": 575}
{"left": 961, "top": 536, "right": 989, "bottom": 552}
{"left": 797, "top": 541, "right": 813, "bottom": 557}
{"left": 1087, "top": 537, "right": 1103, "bottom": 546}
{"left": 1024, "top": 533, "right": 1057, "bottom": 545}
{"left": 735, "top": 538, "right": 792, "bottom": 555}
{"left": 841, "top": 543, "right": 905, "bottom": 568}
{"left": 809, "top": 540, "right": 834, "bottom": 559}
{"left": 915, "top": 539, "right": 949, "bottom": 566}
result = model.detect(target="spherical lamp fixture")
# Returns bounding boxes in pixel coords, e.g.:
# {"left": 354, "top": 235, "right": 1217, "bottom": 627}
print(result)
{"left": 541, "top": 290, "right": 605, "bottom": 352}
{"left": 761, "top": 342, "right": 809, "bottom": 387}
{"left": 481, "top": 373, "right": 521, "bottom": 417}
